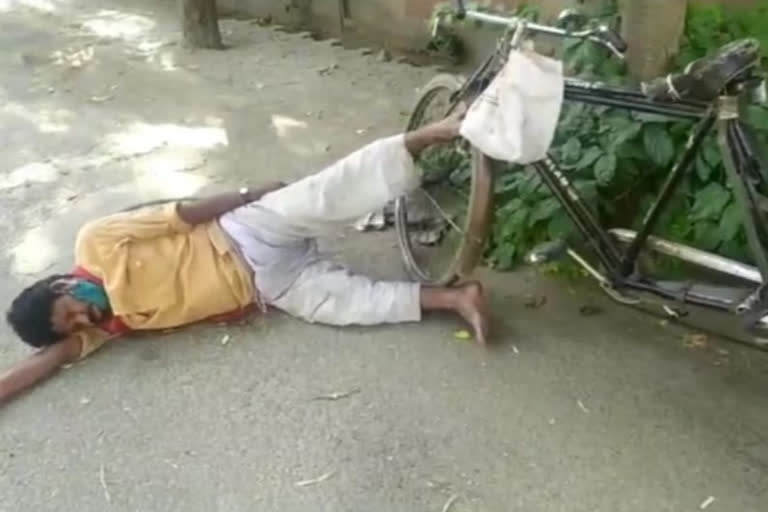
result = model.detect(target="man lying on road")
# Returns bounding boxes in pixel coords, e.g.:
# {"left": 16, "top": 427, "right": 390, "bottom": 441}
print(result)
{"left": 0, "top": 115, "right": 488, "bottom": 405}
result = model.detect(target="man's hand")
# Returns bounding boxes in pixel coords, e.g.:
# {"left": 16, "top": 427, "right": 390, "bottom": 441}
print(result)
{"left": 0, "top": 337, "right": 81, "bottom": 406}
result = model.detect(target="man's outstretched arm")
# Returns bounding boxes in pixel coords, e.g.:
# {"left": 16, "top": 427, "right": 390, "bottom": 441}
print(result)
{"left": 0, "top": 337, "right": 81, "bottom": 406}
{"left": 177, "top": 182, "right": 286, "bottom": 226}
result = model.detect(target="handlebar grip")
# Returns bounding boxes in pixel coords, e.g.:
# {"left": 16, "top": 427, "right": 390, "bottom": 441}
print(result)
{"left": 600, "top": 26, "right": 628, "bottom": 53}
{"left": 456, "top": 0, "right": 466, "bottom": 19}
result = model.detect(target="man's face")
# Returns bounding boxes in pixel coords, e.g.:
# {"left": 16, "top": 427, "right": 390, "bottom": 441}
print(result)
{"left": 49, "top": 280, "right": 105, "bottom": 335}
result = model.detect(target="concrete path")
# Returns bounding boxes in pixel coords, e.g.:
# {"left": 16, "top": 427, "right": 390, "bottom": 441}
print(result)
{"left": 1, "top": 2, "right": 767, "bottom": 511}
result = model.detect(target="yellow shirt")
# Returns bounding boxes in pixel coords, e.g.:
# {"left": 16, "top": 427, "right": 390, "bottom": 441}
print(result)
{"left": 73, "top": 203, "right": 255, "bottom": 358}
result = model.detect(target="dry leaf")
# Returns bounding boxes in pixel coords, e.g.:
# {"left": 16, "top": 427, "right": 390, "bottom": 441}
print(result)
{"left": 442, "top": 494, "right": 459, "bottom": 512}
{"left": 454, "top": 329, "right": 471, "bottom": 341}
{"left": 312, "top": 389, "right": 360, "bottom": 401}
{"left": 683, "top": 333, "right": 708, "bottom": 349}
{"left": 579, "top": 304, "right": 602, "bottom": 316}
{"left": 524, "top": 295, "right": 547, "bottom": 309}
{"left": 295, "top": 471, "right": 335, "bottom": 487}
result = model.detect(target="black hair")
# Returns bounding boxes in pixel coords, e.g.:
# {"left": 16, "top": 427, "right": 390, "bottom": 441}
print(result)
{"left": 6, "top": 274, "right": 72, "bottom": 348}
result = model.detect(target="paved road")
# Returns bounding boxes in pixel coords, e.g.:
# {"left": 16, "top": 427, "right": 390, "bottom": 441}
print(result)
{"left": 1, "top": 2, "right": 767, "bottom": 511}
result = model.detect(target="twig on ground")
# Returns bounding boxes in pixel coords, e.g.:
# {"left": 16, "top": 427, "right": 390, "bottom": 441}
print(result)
{"left": 294, "top": 470, "right": 336, "bottom": 487}
{"left": 99, "top": 464, "right": 111, "bottom": 504}
{"left": 441, "top": 494, "right": 459, "bottom": 512}
{"left": 312, "top": 389, "right": 360, "bottom": 401}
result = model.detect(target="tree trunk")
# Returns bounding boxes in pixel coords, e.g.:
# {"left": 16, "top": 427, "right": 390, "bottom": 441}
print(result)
{"left": 180, "top": 0, "right": 223, "bottom": 49}
{"left": 619, "top": 0, "right": 687, "bottom": 80}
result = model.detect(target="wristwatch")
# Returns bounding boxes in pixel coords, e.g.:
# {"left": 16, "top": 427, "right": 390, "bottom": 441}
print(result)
{"left": 239, "top": 186, "right": 250, "bottom": 204}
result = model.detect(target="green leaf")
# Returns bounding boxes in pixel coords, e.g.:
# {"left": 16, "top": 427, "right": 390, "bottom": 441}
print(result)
{"left": 693, "top": 221, "right": 722, "bottom": 251}
{"left": 499, "top": 197, "right": 524, "bottom": 213}
{"left": 643, "top": 124, "right": 676, "bottom": 167}
{"left": 594, "top": 154, "right": 617, "bottom": 185}
{"left": 695, "top": 153, "right": 712, "bottom": 181}
{"left": 520, "top": 171, "right": 543, "bottom": 197}
{"left": 609, "top": 122, "right": 643, "bottom": 148}
{"left": 718, "top": 201, "right": 743, "bottom": 242}
{"left": 529, "top": 197, "right": 561, "bottom": 226}
{"left": 559, "top": 103, "right": 587, "bottom": 131}
{"left": 634, "top": 112, "right": 673, "bottom": 123}
{"left": 548, "top": 211, "right": 574, "bottom": 239}
{"left": 573, "top": 146, "right": 603, "bottom": 170}
{"left": 561, "top": 137, "right": 582, "bottom": 163}
{"left": 616, "top": 142, "right": 648, "bottom": 161}
{"left": 500, "top": 207, "right": 529, "bottom": 238}
{"left": 574, "top": 180, "right": 598, "bottom": 200}
{"left": 690, "top": 182, "right": 730, "bottom": 221}
{"left": 746, "top": 105, "right": 768, "bottom": 131}
{"left": 495, "top": 172, "right": 522, "bottom": 193}
{"left": 702, "top": 141, "right": 722, "bottom": 168}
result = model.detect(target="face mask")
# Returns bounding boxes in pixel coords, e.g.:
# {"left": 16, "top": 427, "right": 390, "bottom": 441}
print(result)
{"left": 70, "top": 281, "right": 110, "bottom": 311}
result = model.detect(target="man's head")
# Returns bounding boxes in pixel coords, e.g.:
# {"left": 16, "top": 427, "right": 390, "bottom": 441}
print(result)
{"left": 7, "top": 275, "right": 109, "bottom": 347}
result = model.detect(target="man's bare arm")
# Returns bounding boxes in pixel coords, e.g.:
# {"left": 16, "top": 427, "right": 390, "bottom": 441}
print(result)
{"left": 177, "top": 182, "right": 286, "bottom": 226}
{"left": 404, "top": 112, "right": 463, "bottom": 158}
{"left": 0, "top": 337, "right": 81, "bottom": 406}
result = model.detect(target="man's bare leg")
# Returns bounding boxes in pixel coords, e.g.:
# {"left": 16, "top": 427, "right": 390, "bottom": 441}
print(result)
{"left": 420, "top": 282, "right": 489, "bottom": 345}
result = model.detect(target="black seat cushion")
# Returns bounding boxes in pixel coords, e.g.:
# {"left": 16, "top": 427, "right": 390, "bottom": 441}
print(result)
{"left": 642, "top": 39, "right": 761, "bottom": 102}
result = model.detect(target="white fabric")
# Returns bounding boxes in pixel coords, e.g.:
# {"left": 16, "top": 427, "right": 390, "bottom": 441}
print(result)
{"left": 270, "top": 260, "right": 421, "bottom": 325}
{"left": 460, "top": 48, "right": 564, "bottom": 164}
{"left": 220, "top": 134, "right": 422, "bottom": 326}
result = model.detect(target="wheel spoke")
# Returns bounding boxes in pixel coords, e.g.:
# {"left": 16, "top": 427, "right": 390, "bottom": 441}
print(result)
{"left": 416, "top": 187, "right": 466, "bottom": 236}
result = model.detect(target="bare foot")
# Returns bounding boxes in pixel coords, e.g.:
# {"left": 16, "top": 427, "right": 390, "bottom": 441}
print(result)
{"left": 454, "top": 281, "right": 490, "bottom": 345}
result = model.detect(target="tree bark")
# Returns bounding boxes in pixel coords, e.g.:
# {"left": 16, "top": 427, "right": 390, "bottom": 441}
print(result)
{"left": 619, "top": 0, "right": 687, "bottom": 80}
{"left": 180, "top": 0, "right": 223, "bottom": 49}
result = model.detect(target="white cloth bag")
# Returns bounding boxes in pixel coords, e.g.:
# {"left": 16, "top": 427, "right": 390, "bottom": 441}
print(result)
{"left": 459, "top": 47, "right": 564, "bottom": 164}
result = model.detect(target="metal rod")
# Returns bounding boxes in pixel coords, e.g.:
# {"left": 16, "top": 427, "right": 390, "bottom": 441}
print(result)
{"left": 565, "top": 79, "right": 709, "bottom": 110}
{"left": 534, "top": 159, "right": 622, "bottom": 270}
{"left": 563, "top": 89, "right": 708, "bottom": 120}
{"left": 609, "top": 228, "right": 763, "bottom": 283}
{"left": 567, "top": 248, "right": 608, "bottom": 283}
{"left": 465, "top": 10, "right": 590, "bottom": 39}
{"left": 622, "top": 278, "right": 741, "bottom": 310}
{"left": 720, "top": 118, "right": 768, "bottom": 278}
{"left": 619, "top": 114, "right": 717, "bottom": 276}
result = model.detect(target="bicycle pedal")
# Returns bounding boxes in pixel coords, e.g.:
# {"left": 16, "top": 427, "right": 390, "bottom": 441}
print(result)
{"left": 526, "top": 239, "right": 568, "bottom": 264}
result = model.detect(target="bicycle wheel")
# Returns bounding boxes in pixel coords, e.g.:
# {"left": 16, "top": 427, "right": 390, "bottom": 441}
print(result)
{"left": 395, "top": 74, "right": 494, "bottom": 286}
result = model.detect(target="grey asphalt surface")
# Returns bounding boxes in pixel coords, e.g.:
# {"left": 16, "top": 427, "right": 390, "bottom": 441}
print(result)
{"left": 1, "top": 2, "right": 768, "bottom": 511}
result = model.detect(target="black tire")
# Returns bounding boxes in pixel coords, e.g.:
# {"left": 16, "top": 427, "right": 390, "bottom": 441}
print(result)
{"left": 395, "top": 74, "right": 494, "bottom": 286}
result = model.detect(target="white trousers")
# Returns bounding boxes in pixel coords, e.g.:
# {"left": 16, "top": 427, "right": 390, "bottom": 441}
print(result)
{"left": 221, "top": 134, "right": 422, "bottom": 326}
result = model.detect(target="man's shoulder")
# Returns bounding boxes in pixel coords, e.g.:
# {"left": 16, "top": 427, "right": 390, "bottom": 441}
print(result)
{"left": 75, "top": 215, "right": 113, "bottom": 247}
